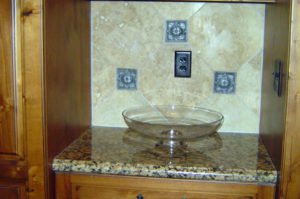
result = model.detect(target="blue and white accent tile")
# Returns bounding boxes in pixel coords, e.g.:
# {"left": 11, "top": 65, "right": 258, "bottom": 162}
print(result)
{"left": 117, "top": 68, "right": 137, "bottom": 90}
{"left": 214, "top": 72, "right": 236, "bottom": 94}
{"left": 165, "top": 20, "right": 188, "bottom": 42}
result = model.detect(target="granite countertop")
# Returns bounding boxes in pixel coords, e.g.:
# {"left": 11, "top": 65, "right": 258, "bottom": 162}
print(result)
{"left": 52, "top": 127, "right": 277, "bottom": 184}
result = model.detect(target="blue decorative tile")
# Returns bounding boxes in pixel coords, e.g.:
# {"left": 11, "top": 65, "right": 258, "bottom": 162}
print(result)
{"left": 214, "top": 72, "right": 236, "bottom": 94}
{"left": 166, "top": 20, "right": 188, "bottom": 43}
{"left": 117, "top": 68, "right": 137, "bottom": 90}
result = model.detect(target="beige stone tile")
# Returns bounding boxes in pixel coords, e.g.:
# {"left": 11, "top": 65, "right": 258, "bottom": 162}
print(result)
{"left": 236, "top": 50, "right": 263, "bottom": 115}
{"left": 189, "top": 3, "right": 265, "bottom": 71}
{"left": 92, "top": 91, "right": 151, "bottom": 127}
{"left": 92, "top": 64, "right": 116, "bottom": 106}
{"left": 153, "top": 2, "right": 205, "bottom": 20}
{"left": 92, "top": 2, "right": 164, "bottom": 67}
{"left": 197, "top": 94, "right": 259, "bottom": 133}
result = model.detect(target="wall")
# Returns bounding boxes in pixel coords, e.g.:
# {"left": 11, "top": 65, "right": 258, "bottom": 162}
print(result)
{"left": 91, "top": 1, "right": 265, "bottom": 133}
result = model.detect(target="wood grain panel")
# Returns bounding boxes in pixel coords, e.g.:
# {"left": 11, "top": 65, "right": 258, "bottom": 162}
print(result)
{"left": 0, "top": 183, "right": 26, "bottom": 199}
{"left": 44, "top": 0, "right": 91, "bottom": 198}
{"left": 279, "top": 0, "right": 300, "bottom": 198}
{"left": 262, "top": 0, "right": 300, "bottom": 198}
{"left": 0, "top": 160, "right": 27, "bottom": 180}
{"left": 72, "top": 185, "right": 256, "bottom": 199}
{"left": 0, "top": 0, "right": 27, "bottom": 198}
{"left": 21, "top": 0, "right": 46, "bottom": 198}
{"left": 260, "top": 0, "right": 290, "bottom": 171}
{"left": 0, "top": 0, "right": 16, "bottom": 155}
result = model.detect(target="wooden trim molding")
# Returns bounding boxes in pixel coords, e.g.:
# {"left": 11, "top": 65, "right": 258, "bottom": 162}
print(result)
{"left": 21, "top": 0, "right": 46, "bottom": 198}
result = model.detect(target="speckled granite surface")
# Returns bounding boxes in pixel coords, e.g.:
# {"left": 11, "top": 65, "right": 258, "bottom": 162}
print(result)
{"left": 52, "top": 127, "right": 277, "bottom": 184}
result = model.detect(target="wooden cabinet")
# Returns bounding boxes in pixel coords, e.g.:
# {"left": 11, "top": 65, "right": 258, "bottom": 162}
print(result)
{"left": 55, "top": 173, "right": 275, "bottom": 199}
{"left": 261, "top": 0, "right": 300, "bottom": 198}
{"left": 1, "top": 0, "right": 300, "bottom": 198}
{"left": 0, "top": 0, "right": 91, "bottom": 198}
{"left": 0, "top": 0, "right": 27, "bottom": 197}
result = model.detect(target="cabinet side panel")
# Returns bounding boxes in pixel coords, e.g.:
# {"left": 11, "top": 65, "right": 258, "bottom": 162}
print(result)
{"left": 44, "top": 0, "right": 91, "bottom": 199}
{"left": 280, "top": 0, "right": 300, "bottom": 198}
{"left": 260, "top": 1, "right": 290, "bottom": 171}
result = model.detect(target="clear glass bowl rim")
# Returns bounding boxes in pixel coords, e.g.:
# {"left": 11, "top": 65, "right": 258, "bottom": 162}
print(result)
{"left": 122, "top": 105, "right": 224, "bottom": 126}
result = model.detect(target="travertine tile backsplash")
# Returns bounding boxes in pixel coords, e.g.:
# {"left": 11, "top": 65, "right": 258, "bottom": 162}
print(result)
{"left": 91, "top": 2, "right": 265, "bottom": 133}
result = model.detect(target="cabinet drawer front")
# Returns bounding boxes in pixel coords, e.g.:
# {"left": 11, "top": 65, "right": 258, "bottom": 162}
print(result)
{"left": 56, "top": 174, "right": 275, "bottom": 199}
{"left": 72, "top": 184, "right": 255, "bottom": 199}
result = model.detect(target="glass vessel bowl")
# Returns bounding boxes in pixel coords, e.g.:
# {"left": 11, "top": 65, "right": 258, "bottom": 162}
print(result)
{"left": 122, "top": 105, "right": 224, "bottom": 144}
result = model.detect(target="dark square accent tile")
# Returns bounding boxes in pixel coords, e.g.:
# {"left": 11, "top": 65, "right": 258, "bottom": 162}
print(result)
{"left": 117, "top": 68, "right": 137, "bottom": 90}
{"left": 166, "top": 20, "right": 188, "bottom": 43}
{"left": 214, "top": 72, "right": 236, "bottom": 94}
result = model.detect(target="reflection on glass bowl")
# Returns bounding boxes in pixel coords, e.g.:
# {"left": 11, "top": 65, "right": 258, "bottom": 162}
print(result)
{"left": 123, "top": 129, "right": 223, "bottom": 163}
{"left": 122, "top": 105, "right": 224, "bottom": 143}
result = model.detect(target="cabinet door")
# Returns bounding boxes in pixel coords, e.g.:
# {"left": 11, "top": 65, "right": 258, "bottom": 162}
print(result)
{"left": 0, "top": 0, "right": 24, "bottom": 158}
{"left": 72, "top": 185, "right": 255, "bottom": 199}
{"left": 0, "top": 1, "right": 28, "bottom": 198}
{"left": 0, "top": 0, "right": 16, "bottom": 155}
{"left": 0, "top": 0, "right": 26, "bottom": 180}
{"left": 56, "top": 174, "right": 274, "bottom": 199}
